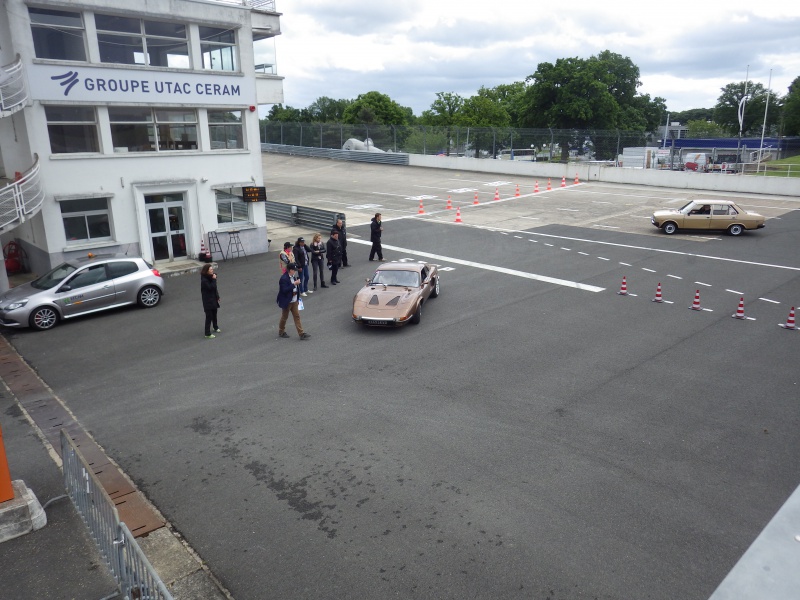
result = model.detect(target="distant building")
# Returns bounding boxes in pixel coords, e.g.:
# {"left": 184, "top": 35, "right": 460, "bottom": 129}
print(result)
{"left": 0, "top": 0, "right": 283, "bottom": 282}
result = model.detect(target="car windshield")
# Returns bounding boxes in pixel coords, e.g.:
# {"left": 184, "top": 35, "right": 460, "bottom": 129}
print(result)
{"left": 371, "top": 270, "right": 420, "bottom": 287}
{"left": 678, "top": 201, "right": 695, "bottom": 213}
{"left": 30, "top": 263, "right": 78, "bottom": 290}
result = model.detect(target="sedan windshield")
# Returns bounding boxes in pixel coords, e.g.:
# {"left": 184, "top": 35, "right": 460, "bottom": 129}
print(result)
{"left": 30, "top": 263, "right": 77, "bottom": 290}
{"left": 372, "top": 270, "right": 420, "bottom": 287}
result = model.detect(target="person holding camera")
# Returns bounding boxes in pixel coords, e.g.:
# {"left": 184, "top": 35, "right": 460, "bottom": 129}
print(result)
{"left": 276, "top": 262, "right": 311, "bottom": 340}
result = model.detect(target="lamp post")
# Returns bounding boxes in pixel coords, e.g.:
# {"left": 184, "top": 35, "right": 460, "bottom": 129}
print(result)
{"left": 736, "top": 65, "right": 749, "bottom": 170}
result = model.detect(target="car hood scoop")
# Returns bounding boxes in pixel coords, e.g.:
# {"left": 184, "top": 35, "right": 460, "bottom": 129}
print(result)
{"left": 369, "top": 294, "right": 402, "bottom": 306}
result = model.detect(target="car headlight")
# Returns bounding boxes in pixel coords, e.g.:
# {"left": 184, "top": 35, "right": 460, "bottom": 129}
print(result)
{"left": 6, "top": 300, "right": 29, "bottom": 310}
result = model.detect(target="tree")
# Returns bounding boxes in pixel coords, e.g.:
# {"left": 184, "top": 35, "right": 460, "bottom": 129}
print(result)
{"left": 782, "top": 76, "right": 800, "bottom": 136}
{"left": 477, "top": 82, "right": 528, "bottom": 127}
{"left": 342, "top": 91, "right": 411, "bottom": 125}
{"left": 686, "top": 119, "right": 728, "bottom": 137}
{"left": 670, "top": 108, "right": 714, "bottom": 124}
{"left": 305, "top": 97, "right": 352, "bottom": 123}
{"left": 456, "top": 93, "right": 511, "bottom": 158}
{"left": 266, "top": 104, "right": 305, "bottom": 122}
{"left": 419, "top": 92, "right": 464, "bottom": 127}
{"left": 714, "top": 81, "right": 782, "bottom": 136}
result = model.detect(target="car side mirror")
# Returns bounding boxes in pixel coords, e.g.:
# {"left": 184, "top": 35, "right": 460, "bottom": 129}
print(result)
{"left": 58, "top": 285, "right": 72, "bottom": 292}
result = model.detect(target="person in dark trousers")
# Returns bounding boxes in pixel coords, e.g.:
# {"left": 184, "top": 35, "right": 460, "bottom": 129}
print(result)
{"left": 326, "top": 230, "right": 343, "bottom": 285}
{"left": 293, "top": 237, "right": 310, "bottom": 296}
{"left": 276, "top": 263, "right": 310, "bottom": 340}
{"left": 309, "top": 232, "right": 328, "bottom": 290}
{"left": 200, "top": 263, "right": 220, "bottom": 339}
{"left": 333, "top": 218, "right": 349, "bottom": 267}
{"left": 369, "top": 212, "right": 385, "bottom": 261}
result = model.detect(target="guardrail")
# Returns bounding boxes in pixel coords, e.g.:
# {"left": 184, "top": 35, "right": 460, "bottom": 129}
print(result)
{"left": 264, "top": 199, "right": 345, "bottom": 231}
{"left": 262, "top": 143, "right": 410, "bottom": 166}
{"left": 0, "top": 154, "right": 46, "bottom": 232}
{"left": 0, "top": 55, "right": 27, "bottom": 116}
{"left": 61, "top": 431, "right": 173, "bottom": 600}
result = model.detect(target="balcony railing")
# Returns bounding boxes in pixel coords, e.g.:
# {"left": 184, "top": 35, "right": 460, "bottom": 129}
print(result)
{"left": 205, "top": 0, "right": 276, "bottom": 10}
{"left": 0, "top": 55, "right": 28, "bottom": 116}
{"left": 0, "top": 155, "right": 46, "bottom": 232}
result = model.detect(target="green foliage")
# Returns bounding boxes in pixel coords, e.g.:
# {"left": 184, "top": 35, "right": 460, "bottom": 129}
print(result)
{"left": 686, "top": 119, "right": 729, "bottom": 137}
{"left": 401, "top": 128, "right": 449, "bottom": 154}
{"left": 266, "top": 104, "right": 305, "bottom": 122}
{"left": 305, "top": 97, "right": 352, "bottom": 123}
{"left": 419, "top": 92, "right": 464, "bottom": 126}
{"left": 714, "top": 81, "right": 782, "bottom": 136}
{"left": 341, "top": 91, "right": 412, "bottom": 125}
{"left": 782, "top": 76, "right": 800, "bottom": 136}
{"left": 670, "top": 108, "right": 714, "bottom": 124}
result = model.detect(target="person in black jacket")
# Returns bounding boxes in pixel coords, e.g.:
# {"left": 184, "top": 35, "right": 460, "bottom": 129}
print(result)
{"left": 326, "top": 230, "right": 343, "bottom": 285}
{"left": 200, "top": 263, "right": 220, "bottom": 339}
{"left": 332, "top": 218, "right": 349, "bottom": 267}
{"left": 309, "top": 232, "right": 328, "bottom": 290}
{"left": 369, "top": 212, "right": 385, "bottom": 261}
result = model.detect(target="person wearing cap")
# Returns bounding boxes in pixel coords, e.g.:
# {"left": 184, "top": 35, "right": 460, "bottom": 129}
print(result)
{"left": 279, "top": 242, "right": 295, "bottom": 274}
{"left": 276, "top": 262, "right": 310, "bottom": 340}
{"left": 326, "top": 229, "right": 343, "bottom": 285}
{"left": 292, "top": 237, "right": 310, "bottom": 296}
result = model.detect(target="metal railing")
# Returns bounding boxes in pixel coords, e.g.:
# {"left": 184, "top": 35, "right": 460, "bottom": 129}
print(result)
{"left": 262, "top": 142, "right": 409, "bottom": 165}
{"left": 61, "top": 431, "right": 173, "bottom": 600}
{"left": 264, "top": 199, "right": 344, "bottom": 231}
{"left": 206, "top": 0, "right": 276, "bottom": 10}
{"left": 0, "top": 154, "right": 46, "bottom": 232}
{"left": 0, "top": 55, "right": 27, "bottom": 115}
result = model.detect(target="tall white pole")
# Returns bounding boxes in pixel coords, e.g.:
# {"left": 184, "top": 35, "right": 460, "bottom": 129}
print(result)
{"left": 758, "top": 70, "right": 772, "bottom": 174}
{"left": 737, "top": 65, "right": 749, "bottom": 170}
{"left": 662, "top": 112, "right": 670, "bottom": 149}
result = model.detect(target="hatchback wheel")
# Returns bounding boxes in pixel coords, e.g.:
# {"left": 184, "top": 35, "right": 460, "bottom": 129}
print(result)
{"left": 138, "top": 285, "right": 162, "bottom": 307}
{"left": 29, "top": 306, "right": 59, "bottom": 331}
{"left": 728, "top": 224, "right": 744, "bottom": 236}
{"left": 663, "top": 222, "right": 678, "bottom": 235}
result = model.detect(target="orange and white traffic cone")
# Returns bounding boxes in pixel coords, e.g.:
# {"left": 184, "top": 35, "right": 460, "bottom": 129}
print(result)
{"left": 617, "top": 276, "right": 628, "bottom": 296}
{"left": 200, "top": 239, "right": 208, "bottom": 256}
{"left": 547, "top": 178, "right": 552, "bottom": 191}
{"left": 493, "top": 188, "right": 500, "bottom": 201}
{"left": 779, "top": 306, "right": 797, "bottom": 330}
{"left": 652, "top": 282, "right": 663, "bottom": 303}
{"left": 574, "top": 173, "right": 580, "bottom": 184}
{"left": 689, "top": 290, "right": 702, "bottom": 310}
{"left": 534, "top": 181, "right": 539, "bottom": 193}
{"left": 473, "top": 191, "right": 479, "bottom": 205}
{"left": 515, "top": 184, "right": 520, "bottom": 197}
{"left": 732, "top": 297, "right": 746, "bottom": 320}
{"left": 0, "top": 424, "right": 14, "bottom": 503}
{"left": 454, "top": 207, "right": 463, "bottom": 223}
{"left": 560, "top": 176, "right": 566, "bottom": 188}
{"left": 418, "top": 199, "right": 425, "bottom": 214}
{"left": 446, "top": 195, "right": 453, "bottom": 209}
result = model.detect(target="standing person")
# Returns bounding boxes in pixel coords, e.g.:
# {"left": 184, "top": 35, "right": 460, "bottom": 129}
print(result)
{"left": 369, "top": 212, "right": 385, "bottom": 262}
{"left": 276, "top": 263, "right": 310, "bottom": 340}
{"left": 279, "top": 242, "right": 295, "bottom": 273}
{"left": 200, "top": 264, "right": 220, "bottom": 339}
{"left": 326, "top": 229, "right": 343, "bottom": 285}
{"left": 293, "top": 237, "right": 310, "bottom": 296}
{"left": 309, "top": 232, "right": 328, "bottom": 290}
{"left": 333, "top": 217, "right": 349, "bottom": 267}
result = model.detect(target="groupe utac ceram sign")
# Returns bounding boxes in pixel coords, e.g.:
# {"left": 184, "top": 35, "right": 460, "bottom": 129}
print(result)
{"left": 28, "top": 64, "right": 254, "bottom": 106}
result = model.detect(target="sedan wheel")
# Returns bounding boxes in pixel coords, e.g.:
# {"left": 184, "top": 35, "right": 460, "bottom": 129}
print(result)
{"left": 410, "top": 303, "right": 422, "bottom": 325}
{"left": 138, "top": 285, "right": 162, "bottom": 307}
{"left": 663, "top": 222, "right": 678, "bottom": 235}
{"left": 29, "top": 306, "right": 58, "bottom": 331}
{"left": 430, "top": 277, "right": 440, "bottom": 298}
{"left": 728, "top": 224, "right": 744, "bottom": 236}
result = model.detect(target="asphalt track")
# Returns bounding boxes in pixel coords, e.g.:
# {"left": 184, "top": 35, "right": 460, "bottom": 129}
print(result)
{"left": 5, "top": 156, "right": 800, "bottom": 599}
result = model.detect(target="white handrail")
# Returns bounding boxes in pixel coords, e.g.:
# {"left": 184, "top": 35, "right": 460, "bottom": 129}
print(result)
{"left": 0, "top": 54, "right": 27, "bottom": 115}
{"left": 0, "top": 155, "right": 45, "bottom": 231}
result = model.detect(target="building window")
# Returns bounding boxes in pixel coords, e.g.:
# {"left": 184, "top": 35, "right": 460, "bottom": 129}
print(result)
{"left": 29, "top": 7, "right": 87, "bottom": 61}
{"left": 208, "top": 110, "right": 243, "bottom": 149}
{"left": 45, "top": 106, "right": 99, "bottom": 154}
{"left": 61, "top": 198, "right": 112, "bottom": 242}
{"left": 215, "top": 189, "right": 250, "bottom": 225}
{"left": 109, "top": 107, "right": 197, "bottom": 152}
{"left": 200, "top": 27, "right": 238, "bottom": 71}
{"left": 95, "top": 14, "right": 189, "bottom": 68}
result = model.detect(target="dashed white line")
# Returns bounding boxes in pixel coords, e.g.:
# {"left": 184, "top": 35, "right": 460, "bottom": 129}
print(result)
{"left": 561, "top": 247, "right": 571, "bottom": 251}
{"left": 557, "top": 208, "right": 580, "bottom": 212}
{"left": 759, "top": 298, "right": 781, "bottom": 304}
{"left": 667, "top": 274, "right": 682, "bottom": 279}
{"left": 578, "top": 252, "right": 589, "bottom": 255}
{"left": 529, "top": 239, "right": 539, "bottom": 243}
{"left": 598, "top": 257, "right": 610, "bottom": 261}
{"left": 544, "top": 243, "right": 554, "bottom": 247}
{"left": 514, "top": 235, "right": 523, "bottom": 239}
{"left": 619, "top": 262, "right": 631, "bottom": 266}
{"left": 642, "top": 268, "right": 656, "bottom": 272}
{"left": 593, "top": 224, "right": 620, "bottom": 229}
{"left": 726, "top": 289, "right": 744, "bottom": 295}
{"left": 696, "top": 281, "right": 712, "bottom": 287}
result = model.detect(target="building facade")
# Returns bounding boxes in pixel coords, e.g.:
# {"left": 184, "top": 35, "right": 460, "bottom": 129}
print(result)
{"left": 0, "top": 0, "right": 282, "bottom": 287}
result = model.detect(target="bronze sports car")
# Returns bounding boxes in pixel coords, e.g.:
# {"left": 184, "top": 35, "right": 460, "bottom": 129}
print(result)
{"left": 651, "top": 200, "right": 765, "bottom": 236}
{"left": 352, "top": 262, "right": 440, "bottom": 326}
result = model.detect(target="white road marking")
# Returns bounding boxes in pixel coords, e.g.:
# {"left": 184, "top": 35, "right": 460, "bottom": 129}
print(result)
{"left": 529, "top": 239, "right": 539, "bottom": 243}
{"left": 578, "top": 252, "right": 589, "bottom": 255}
{"left": 348, "top": 240, "right": 605, "bottom": 292}
{"left": 619, "top": 262, "right": 631, "bottom": 266}
{"left": 519, "top": 216, "right": 541, "bottom": 219}
{"left": 598, "top": 257, "right": 610, "bottom": 261}
{"left": 696, "top": 281, "right": 712, "bottom": 287}
{"left": 514, "top": 235, "right": 523, "bottom": 239}
{"left": 663, "top": 300, "right": 675, "bottom": 304}
{"left": 558, "top": 208, "right": 580, "bottom": 212}
{"left": 642, "top": 268, "right": 656, "bottom": 272}
{"left": 667, "top": 274, "right": 682, "bottom": 279}
{"left": 726, "top": 289, "right": 744, "bottom": 294}
{"left": 759, "top": 298, "right": 780, "bottom": 304}
{"left": 593, "top": 224, "right": 620, "bottom": 229}
{"left": 544, "top": 243, "right": 554, "bottom": 247}
{"left": 592, "top": 201, "right": 613, "bottom": 204}
{"left": 561, "top": 247, "right": 571, "bottom": 251}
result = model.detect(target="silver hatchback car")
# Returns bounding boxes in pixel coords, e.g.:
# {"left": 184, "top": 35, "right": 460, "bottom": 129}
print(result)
{"left": 0, "top": 254, "right": 164, "bottom": 331}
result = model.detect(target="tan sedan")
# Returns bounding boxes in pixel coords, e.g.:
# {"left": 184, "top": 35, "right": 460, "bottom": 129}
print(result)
{"left": 352, "top": 262, "right": 439, "bottom": 326}
{"left": 651, "top": 200, "right": 765, "bottom": 236}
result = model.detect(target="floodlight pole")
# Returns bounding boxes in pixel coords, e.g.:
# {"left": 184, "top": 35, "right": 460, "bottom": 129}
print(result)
{"left": 736, "top": 65, "right": 749, "bottom": 169}
{"left": 758, "top": 69, "right": 772, "bottom": 174}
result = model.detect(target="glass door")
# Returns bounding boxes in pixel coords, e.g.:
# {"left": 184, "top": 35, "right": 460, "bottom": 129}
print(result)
{"left": 145, "top": 194, "right": 187, "bottom": 261}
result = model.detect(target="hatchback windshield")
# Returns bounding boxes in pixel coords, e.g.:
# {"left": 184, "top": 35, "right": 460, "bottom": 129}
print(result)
{"left": 30, "top": 263, "right": 77, "bottom": 290}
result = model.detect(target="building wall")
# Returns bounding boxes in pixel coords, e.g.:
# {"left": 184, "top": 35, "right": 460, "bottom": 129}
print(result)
{"left": 0, "top": 0, "right": 281, "bottom": 274}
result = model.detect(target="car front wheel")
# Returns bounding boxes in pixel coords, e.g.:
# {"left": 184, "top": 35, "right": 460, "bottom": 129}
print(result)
{"left": 410, "top": 303, "right": 422, "bottom": 324}
{"left": 138, "top": 285, "right": 162, "bottom": 307}
{"left": 29, "top": 306, "right": 59, "bottom": 331}
{"left": 662, "top": 222, "right": 678, "bottom": 235}
{"left": 728, "top": 224, "right": 744, "bottom": 236}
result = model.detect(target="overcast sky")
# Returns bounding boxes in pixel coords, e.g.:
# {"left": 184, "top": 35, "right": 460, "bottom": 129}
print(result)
{"left": 266, "top": 0, "right": 800, "bottom": 120}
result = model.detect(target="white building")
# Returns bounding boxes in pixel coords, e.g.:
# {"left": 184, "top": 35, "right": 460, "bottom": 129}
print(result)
{"left": 0, "top": 0, "right": 283, "bottom": 290}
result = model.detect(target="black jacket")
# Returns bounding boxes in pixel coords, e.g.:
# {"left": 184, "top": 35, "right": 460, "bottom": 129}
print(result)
{"left": 326, "top": 237, "right": 342, "bottom": 264}
{"left": 200, "top": 273, "right": 219, "bottom": 311}
{"left": 370, "top": 217, "right": 382, "bottom": 242}
{"left": 293, "top": 243, "right": 309, "bottom": 267}
{"left": 332, "top": 222, "right": 347, "bottom": 248}
{"left": 309, "top": 241, "right": 326, "bottom": 263}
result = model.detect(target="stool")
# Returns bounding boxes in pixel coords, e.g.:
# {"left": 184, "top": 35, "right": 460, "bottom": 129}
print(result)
{"left": 208, "top": 231, "right": 225, "bottom": 262}
{"left": 226, "top": 230, "right": 247, "bottom": 261}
